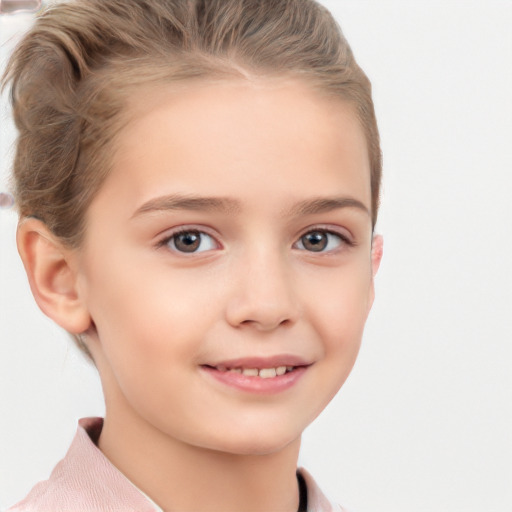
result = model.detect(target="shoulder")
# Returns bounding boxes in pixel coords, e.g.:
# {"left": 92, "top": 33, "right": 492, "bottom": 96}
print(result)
{"left": 6, "top": 418, "right": 157, "bottom": 512}
{"left": 298, "top": 467, "right": 354, "bottom": 512}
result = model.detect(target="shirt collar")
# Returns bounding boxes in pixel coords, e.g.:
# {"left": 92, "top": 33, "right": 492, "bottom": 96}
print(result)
{"left": 67, "top": 417, "right": 343, "bottom": 511}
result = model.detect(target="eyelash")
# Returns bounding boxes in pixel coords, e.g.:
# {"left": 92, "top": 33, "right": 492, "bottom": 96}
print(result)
{"left": 156, "top": 228, "right": 220, "bottom": 254}
{"left": 156, "top": 227, "right": 355, "bottom": 255}
{"left": 294, "top": 228, "right": 355, "bottom": 253}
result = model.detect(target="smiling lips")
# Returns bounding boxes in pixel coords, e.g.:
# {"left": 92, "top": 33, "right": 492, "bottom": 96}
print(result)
{"left": 202, "top": 356, "right": 310, "bottom": 393}
{"left": 213, "top": 365, "right": 295, "bottom": 378}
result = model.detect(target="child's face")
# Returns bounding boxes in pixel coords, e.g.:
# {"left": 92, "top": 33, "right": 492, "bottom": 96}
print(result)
{"left": 76, "top": 79, "right": 381, "bottom": 455}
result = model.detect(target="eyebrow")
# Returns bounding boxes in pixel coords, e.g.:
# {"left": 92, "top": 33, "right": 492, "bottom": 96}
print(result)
{"left": 286, "top": 197, "right": 371, "bottom": 217}
{"left": 131, "top": 194, "right": 241, "bottom": 218}
{"left": 131, "top": 193, "right": 370, "bottom": 218}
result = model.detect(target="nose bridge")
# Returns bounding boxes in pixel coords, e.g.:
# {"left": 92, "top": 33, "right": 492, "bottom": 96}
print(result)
{"left": 225, "top": 241, "right": 299, "bottom": 331}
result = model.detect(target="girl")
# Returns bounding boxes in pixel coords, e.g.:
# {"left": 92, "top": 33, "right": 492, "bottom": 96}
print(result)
{"left": 3, "top": 0, "right": 382, "bottom": 510}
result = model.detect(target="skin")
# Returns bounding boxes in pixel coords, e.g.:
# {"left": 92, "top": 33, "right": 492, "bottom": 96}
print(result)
{"left": 18, "top": 78, "right": 382, "bottom": 512}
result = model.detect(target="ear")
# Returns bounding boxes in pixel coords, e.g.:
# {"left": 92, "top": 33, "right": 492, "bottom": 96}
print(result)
{"left": 16, "top": 218, "right": 91, "bottom": 334}
{"left": 371, "top": 234, "right": 384, "bottom": 278}
{"left": 366, "top": 234, "right": 383, "bottom": 312}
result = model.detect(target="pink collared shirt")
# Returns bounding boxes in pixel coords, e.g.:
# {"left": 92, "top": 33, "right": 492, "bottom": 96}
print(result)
{"left": 8, "top": 417, "right": 348, "bottom": 512}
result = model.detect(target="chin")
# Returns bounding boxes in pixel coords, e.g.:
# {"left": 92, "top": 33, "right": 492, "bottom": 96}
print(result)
{"left": 201, "top": 425, "right": 302, "bottom": 457}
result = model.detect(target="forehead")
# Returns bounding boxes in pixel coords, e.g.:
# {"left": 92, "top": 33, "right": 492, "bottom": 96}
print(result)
{"left": 94, "top": 78, "right": 371, "bottom": 218}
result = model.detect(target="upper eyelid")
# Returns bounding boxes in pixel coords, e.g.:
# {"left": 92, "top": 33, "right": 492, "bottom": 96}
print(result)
{"left": 156, "top": 224, "right": 219, "bottom": 239}
{"left": 295, "top": 225, "right": 354, "bottom": 242}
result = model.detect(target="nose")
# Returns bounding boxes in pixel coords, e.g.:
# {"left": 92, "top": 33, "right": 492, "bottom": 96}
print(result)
{"left": 225, "top": 249, "right": 300, "bottom": 332}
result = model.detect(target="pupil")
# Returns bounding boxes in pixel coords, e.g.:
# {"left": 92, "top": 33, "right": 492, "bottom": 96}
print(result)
{"left": 175, "top": 232, "right": 200, "bottom": 252}
{"left": 303, "top": 232, "right": 327, "bottom": 251}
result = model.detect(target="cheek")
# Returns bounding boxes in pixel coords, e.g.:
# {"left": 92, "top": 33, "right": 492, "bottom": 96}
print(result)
{"left": 84, "top": 256, "right": 226, "bottom": 376}
{"left": 295, "top": 267, "right": 373, "bottom": 424}
{"left": 310, "top": 261, "right": 373, "bottom": 340}
{"left": 308, "top": 261, "right": 373, "bottom": 395}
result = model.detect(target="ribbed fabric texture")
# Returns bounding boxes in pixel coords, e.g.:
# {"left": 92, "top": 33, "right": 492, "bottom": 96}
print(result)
{"left": 8, "top": 418, "right": 157, "bottom": 512}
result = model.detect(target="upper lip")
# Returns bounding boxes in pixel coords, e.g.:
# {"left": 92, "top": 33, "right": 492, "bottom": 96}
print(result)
{"left": 204, "top": 354, "right": 312, "bottom": 370}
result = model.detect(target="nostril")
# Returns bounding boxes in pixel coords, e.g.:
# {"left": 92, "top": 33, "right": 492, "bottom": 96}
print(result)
{"left": 225, "top": 276, "right": 300, "bottom": 331}
{"left": 238, "top": 315, "right": 293, "bottom": 331}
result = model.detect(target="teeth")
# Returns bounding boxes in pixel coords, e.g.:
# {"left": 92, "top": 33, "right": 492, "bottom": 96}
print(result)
{"left": 259, "top": 368, "right": 277, "bottom": 379}
{"left": 216, "top": 365, "right": 296, "bottom": 377}
{"left": 242, "top": 368, "right": 259, "bottom": 377}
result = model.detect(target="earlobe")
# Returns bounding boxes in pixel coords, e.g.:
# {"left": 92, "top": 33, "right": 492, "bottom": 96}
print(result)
{"left": 16, "top": 218, "right": 91, "bottom": 334}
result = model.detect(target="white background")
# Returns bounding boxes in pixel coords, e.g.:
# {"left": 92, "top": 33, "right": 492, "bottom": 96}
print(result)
{"left": 1, "top": 1, "right": 511, "bottom": 511}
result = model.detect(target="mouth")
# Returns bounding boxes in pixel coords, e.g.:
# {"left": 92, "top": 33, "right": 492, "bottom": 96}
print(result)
{"left": 200, "top": 356, "right": 311, "bottom": 393}
{"left": 203, "top": 364, "right": 298, "bottom": 379}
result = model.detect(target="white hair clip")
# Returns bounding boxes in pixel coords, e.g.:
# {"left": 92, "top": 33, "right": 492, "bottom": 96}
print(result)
{"left": 0, "top": 0, "right": 42, "bottom": 15}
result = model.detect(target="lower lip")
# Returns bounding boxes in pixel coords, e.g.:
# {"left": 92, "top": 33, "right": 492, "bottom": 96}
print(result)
{"left": 201, "top": 366, "right": 308, "bottom": 394}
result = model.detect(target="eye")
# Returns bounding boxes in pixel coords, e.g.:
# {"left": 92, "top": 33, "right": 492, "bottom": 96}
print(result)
{"left": 163, "top": 230, "right": 218, "bottom": 253}
{"left": 294, "top": 229, "right": 349, "bottom": 253}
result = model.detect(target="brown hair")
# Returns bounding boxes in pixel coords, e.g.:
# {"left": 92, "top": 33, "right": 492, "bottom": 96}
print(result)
{"left": 2, "top": 0, "right": 381, "bottom": 248}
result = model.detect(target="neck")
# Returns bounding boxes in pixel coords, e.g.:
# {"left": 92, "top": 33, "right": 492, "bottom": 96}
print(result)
{"left": 98, "top": 401, "right": 302, "bottom": 512}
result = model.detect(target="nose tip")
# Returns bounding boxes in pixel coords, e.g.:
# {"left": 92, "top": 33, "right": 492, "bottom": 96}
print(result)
{"left": 226, "top": 299, "right": 297, "bottom": 332}
{"left": 225, "top": 261, "right": 299, "bottom": 331}
{"left": 235, "top": 306, "right": 294, "bottom": 332}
